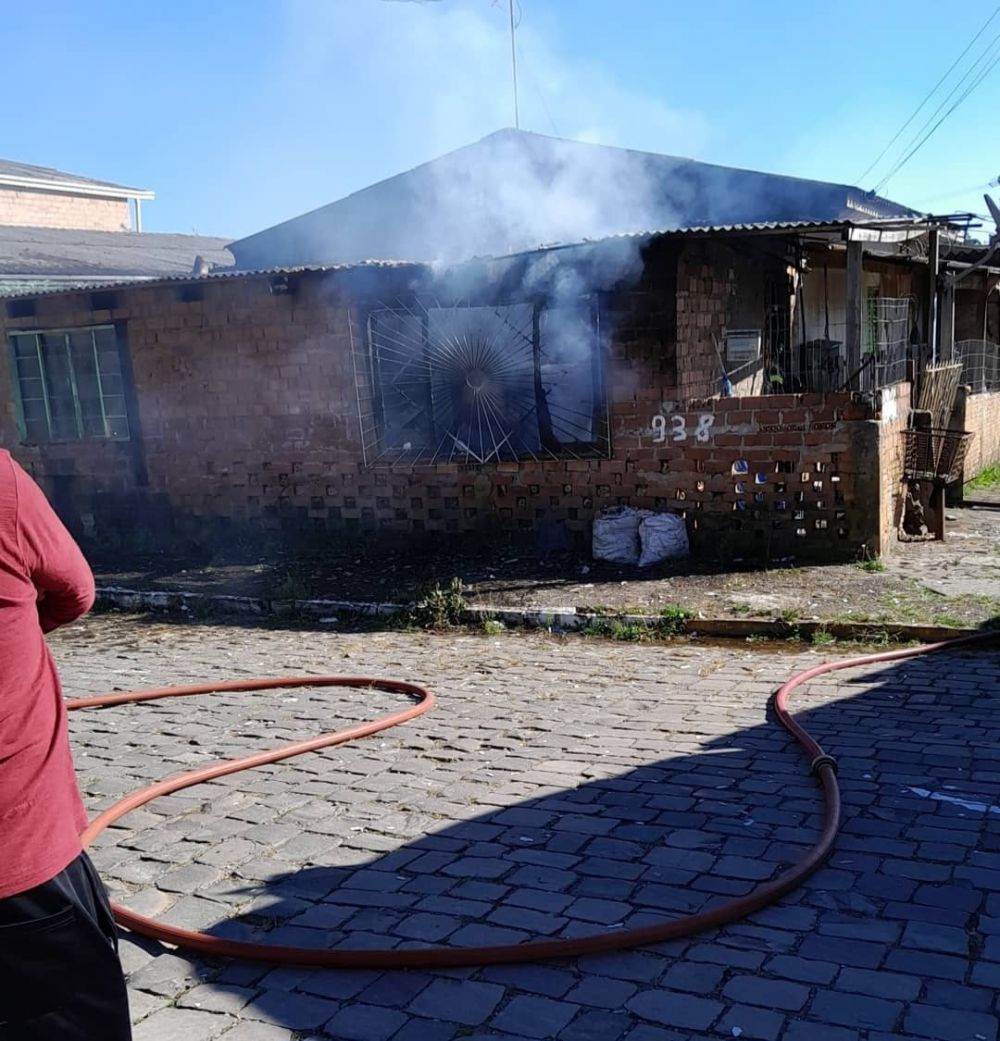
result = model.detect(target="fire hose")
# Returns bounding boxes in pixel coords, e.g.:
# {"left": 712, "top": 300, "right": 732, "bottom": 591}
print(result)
{"left": 70, "top": 630, "right": 997, "bottom": 969}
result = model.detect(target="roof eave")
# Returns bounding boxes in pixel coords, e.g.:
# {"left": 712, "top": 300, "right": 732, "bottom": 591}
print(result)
{"left": 0, "top": 174, "right": 155, "bottom": 201}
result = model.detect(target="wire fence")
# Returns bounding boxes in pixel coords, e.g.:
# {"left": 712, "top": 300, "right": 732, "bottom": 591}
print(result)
{"left": 954, "top": 339, "right": 1000, "bottom": 393}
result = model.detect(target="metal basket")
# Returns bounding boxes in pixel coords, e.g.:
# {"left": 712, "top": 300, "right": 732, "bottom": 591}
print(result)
{"left": 902, "top": 428, "right": 974, "bottom": 484}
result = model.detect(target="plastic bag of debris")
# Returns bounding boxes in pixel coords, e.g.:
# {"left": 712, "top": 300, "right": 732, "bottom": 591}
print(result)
{"left": 592, "top": 506, "right": 650, "bottom": 565}
{"left": 638, "top": 512, "right": 690, "bottom": 567}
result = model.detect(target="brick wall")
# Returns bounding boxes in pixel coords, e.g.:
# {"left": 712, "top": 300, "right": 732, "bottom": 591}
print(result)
{"left": 960, "top": 389, "right": 1000, "bottom": 480}
{"left": 0, "top": 249, "right": 884, "bottom": 564}
{"left": 0, "top": 187, "right": 130, "bottom": 231}
{"left": 876, "top": 380, "right": 911, "bottom": 554}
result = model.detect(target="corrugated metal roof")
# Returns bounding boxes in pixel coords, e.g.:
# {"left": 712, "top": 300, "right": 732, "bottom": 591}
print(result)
{"left": 0, "top": 259, "right": 425, "bottom": 300}
{"left": 229, "top": 128, "right": 920, "bottom": 270}
{"left": 0, "top": 217, "right": 942, "bottom": 302}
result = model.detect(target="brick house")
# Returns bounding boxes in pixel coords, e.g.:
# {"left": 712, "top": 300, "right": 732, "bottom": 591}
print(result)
{"left": 0, "top": 158, "right": 233, "bottom": 296}
{"left": 0, "top": 158, "right": 153, "bottom": 233}
{"left": 0, "top": 218, "right": 997, "bottom": 566}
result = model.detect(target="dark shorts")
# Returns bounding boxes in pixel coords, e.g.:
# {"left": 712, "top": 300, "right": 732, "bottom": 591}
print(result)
{"left": 0, "top": 852, "right": 132, "bottom": 1040}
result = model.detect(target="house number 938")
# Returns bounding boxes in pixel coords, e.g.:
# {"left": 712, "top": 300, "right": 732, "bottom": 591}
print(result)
{"left": 651, "top": 414, "right": 714, "bottom": 444}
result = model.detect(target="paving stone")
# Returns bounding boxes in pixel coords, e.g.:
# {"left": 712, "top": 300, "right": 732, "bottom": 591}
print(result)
{"left": 923, "top": 980, "right": 994, "bottom": 1012}
{"left": 359, "top": 973, "right": 434, "bottom": 1008}
{"left": 884, "top": 948, "right": 968, "bottom": 981}
{"left": 563, "top": 978, "right": 637, "bottom": 1008}
{"left": 394, "top": 913, "right": 462, "bottom": 942}
{"left": 132, "top": 1008, "right": 235, "bottom": 1040}
{"left": 903, "top": 1003, "right": 998, "bottom": 1041}
{"left": 723, "top": 975, "right": 809, "bottom": 1011}
{"left": 578, "top": 951, "right": 664, "bottom": 982}
{"left": 492, "top": 994, "right": 579, "bottom": 1038}
{"left": 177, "top": 984, "right": 256, "bottom": 1015}
{"left": 835, "top": 966, "right": 921, "bottom": 1001}
{"left": 659, "top": 962, "right": 724, "bottom": 995}
{"left": 809, "top": 991, "right": 903, "bottom": 1031}
{"left": 716, "top": 1003, "right": 785, "bottom": 1041}
{"left": 480, "top": 965, "right": 577, "bottom": 998}
{"left": 324, "top": 1003, "right": 409, "bottom": 1041}
{"left": 902, "top": 920, "right": 969, "bottom": 955}
{"left": 242, "top": 992, "right": 340, "bottom": 1030}
{"left": 558, "top": 1009, "right": 632, "bottom": 1041}
{"left": 782, "top": 1023, "right": 860, "bottom": 1041}
{"left": 211, "top": 1021, "right": 290, "bottom": 1040}
{"left": 390, "top": 1018, "right": 460, "bottom": 1041}
{"left": 798, "top": 935, "right": 887, "bottom": 969}
{"left": 626, "top": 989, "right": 722, "bottom": 1030}
{"left": 409, "top": 979, "right": 504, "bottom": 1025}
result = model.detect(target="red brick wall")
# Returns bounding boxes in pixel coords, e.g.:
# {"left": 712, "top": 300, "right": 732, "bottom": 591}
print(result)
{"left": 961, "top": 389, "right": 1000, "bottom": 479}
{"left": 0, "top": 187, "right": 130, "bottom": 231}
{"left": 0, "top": 258, "right": 882, "bottom": 563}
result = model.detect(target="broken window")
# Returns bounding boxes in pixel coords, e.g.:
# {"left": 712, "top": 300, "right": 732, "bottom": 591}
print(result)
{"left": 363, "top": 300, "right": 606, "bottom": 465}
{"left": 8, "top": 326, "right": 130, "bottom": 442}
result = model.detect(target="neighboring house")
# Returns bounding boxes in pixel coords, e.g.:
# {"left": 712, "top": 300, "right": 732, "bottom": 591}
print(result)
{"left": 0, "top": 158, "right": 153, "bottom": 233}
{"left": 1, "top": 216, "right": 996, "bottom": 566}
{"left": 0, "top": 158, "right": 233, "bottom": 295}
{"left": 0, "top": 226, "right": 234, "bottom": 297}
{"left": 230, "top": 128, "right": 918, "bottom": 269}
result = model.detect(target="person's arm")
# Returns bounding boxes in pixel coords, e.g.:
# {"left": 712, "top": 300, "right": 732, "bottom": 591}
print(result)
{"left": 12, "top": 461, "right": 95, "bottom": 633}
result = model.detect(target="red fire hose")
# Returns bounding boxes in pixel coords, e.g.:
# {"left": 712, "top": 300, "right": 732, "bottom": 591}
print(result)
{"left": 70, "top": 630, "right": 996, "bottom": 968}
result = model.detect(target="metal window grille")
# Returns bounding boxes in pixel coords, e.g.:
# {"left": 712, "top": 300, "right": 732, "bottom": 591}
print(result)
{"left": 954, "top": 339, "right": 1000, "bottom": 393}
{"left": 858, "top": 297, "right": 911, "bottom": 393}
{"left": 355, "top": 299, "right": 609, "bottom": 467}
{"left": 8, "top": 326, "right": 130, "bottom": 442}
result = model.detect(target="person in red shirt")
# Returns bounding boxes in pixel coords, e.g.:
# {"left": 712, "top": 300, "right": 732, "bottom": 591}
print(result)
{"left": 0, "top": 451, "right": 131, "bottom": 1039}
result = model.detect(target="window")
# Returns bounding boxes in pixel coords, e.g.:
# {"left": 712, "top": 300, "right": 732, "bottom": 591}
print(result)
{"left": 363, "top": 301, "right": 607, "bottom": 465}
{"left": 8, "top": 326, "right": 130, "bottom": 442}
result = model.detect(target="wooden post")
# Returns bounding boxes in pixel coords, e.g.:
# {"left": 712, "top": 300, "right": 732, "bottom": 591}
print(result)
{"left": 939, "top": 277, "right": 955, "bottom": 362}
{"left": 927, "top": 227, "right": 940, "bottom": 364}
{"left": 845, "top": 240, "right": 863, "bottom": 390}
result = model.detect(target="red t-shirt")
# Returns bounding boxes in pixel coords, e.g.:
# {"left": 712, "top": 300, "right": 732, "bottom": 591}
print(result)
{"left": 0, "top": 451, "right": 94, "bottom": 899}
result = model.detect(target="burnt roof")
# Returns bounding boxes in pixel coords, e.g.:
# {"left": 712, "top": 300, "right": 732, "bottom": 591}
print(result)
{"left": 230, "top": 128, "right": 919, "bottom": 269}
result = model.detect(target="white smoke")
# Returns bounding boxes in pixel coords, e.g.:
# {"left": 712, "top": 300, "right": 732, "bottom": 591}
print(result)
{"left": 267, "top": 0, "right": 708, "bottom": 263}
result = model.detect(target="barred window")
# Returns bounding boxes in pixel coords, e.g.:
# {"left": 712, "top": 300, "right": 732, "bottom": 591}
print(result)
{"left": 8, "top": 326, "right": 130, "bottom": 442}
{"left": 362, "top": 301, "right": 608, "bottom": 465}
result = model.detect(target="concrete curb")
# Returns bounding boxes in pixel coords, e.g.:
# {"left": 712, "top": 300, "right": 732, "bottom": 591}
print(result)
{"left": 94, "top": 585, "right": 980, "bottom": 644}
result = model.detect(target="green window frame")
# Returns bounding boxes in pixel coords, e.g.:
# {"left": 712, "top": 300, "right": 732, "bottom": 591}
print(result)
{"left": 8, "top": 326, "right": 130, "bottom": 442}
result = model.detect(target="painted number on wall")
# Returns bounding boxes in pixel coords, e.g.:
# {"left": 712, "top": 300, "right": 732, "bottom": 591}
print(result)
{"left": 651, "top": 414, "right": 714, "bottom": 444}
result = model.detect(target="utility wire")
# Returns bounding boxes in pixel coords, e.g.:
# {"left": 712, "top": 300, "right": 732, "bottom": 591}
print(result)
{"left": 873, "top": 40, "right": 1000, "bottom": 193}
{"left": 857, "top": 5, "right": 1000, "bottom": 185}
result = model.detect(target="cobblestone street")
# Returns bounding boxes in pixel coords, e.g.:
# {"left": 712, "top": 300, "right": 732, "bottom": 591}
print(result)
{"left": 55, "top": 616, "right": 1000, "bottom": 1041}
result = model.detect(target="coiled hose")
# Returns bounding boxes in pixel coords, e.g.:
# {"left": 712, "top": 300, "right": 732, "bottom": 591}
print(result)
{"left": 71, "top": 630, "right": 997, "bottom": 968}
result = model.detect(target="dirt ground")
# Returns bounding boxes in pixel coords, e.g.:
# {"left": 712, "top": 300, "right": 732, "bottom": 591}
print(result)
{"left": 94, "top": 486, "right": 1000, "bottom": 629}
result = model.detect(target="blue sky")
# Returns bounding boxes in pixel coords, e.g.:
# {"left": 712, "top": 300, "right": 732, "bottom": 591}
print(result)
{"left": 3, "top": 0, "right": 998, "bottom": 239}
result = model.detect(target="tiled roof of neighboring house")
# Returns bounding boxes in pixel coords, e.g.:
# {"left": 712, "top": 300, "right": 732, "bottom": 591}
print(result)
{"left": 0, "top": 159, "right": 154, "bottom": 200}
{"left": 0, "top": 225, "right": 234, "bottom": 296}
{"left": 230, "top": 128, "right": 921, "bottom": 269}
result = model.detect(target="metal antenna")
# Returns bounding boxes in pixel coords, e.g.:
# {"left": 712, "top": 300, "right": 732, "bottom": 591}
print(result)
{"left": 509, "top": 0, "right": 520, "bottom": 129}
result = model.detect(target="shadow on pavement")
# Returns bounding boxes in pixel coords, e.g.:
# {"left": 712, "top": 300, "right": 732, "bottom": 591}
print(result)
{"left": 122, "top": 632, "right": 1000, "bottom": 1040}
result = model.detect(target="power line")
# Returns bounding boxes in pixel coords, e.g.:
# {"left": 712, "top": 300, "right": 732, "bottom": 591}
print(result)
{"left": 873, "top": 41, "right": 1000, "bottom": 194}
{"left": 857, "top": 5, "right": 1000, "bottom": 185}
